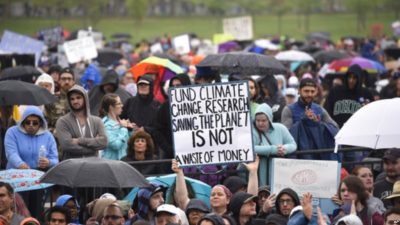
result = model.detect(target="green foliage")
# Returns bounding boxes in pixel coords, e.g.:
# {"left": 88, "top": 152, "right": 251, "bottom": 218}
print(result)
{"left": 125, "top": 0, "right": 150, "bottom": 21}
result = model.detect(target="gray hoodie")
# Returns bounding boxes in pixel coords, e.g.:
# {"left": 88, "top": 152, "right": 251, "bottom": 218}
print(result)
{"left": 55, "top": 85, "right": 108, "bottom": 159}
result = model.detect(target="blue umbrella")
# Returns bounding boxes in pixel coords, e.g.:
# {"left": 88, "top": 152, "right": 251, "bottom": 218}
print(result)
{"left": 124, "top": 174, "right": 211, "bottom": 208}
{"left": 0, "top": 169, "right": 53, "bottom": 192}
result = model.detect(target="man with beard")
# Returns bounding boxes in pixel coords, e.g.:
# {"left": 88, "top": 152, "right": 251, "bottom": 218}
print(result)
{"left": 54, "top": 68, "right": 76, "bottom": 118}
{"left": 55, "top": 84, "right": 107, "bottom": 159}
{"left": 374, "top": 148, "right": 400, "bottom": 208}
{"left": 281, "top": 78, "right": 339, "bottom": 160}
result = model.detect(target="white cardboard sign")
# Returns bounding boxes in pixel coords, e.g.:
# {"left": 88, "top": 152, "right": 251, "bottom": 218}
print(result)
{"left": 63, "top": 37, "right": 98, "bottom": 64}
{"left": 169, "top": 81, "right": 254, "bottom": 167}
{"left": 223, "top": 16, "right": 253, "bottom": 41}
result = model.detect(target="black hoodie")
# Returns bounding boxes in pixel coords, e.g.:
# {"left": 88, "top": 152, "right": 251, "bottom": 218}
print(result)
{"left": 120, "top": 75, "right": 160, "bottom": 129}
{"left": 154, "top": 74, "right": 192, "bottom": 159}
{"left": 324, "top": 64, "right": 374, "bottom": 128}
{"left": 88, "top": 69, "right": 132, "bottom": 116}
{"left": 256, "top": 76, "right": 286, "bottom": 122}
{"left": 275, "top": 188, "right": 300, "bottom": 216}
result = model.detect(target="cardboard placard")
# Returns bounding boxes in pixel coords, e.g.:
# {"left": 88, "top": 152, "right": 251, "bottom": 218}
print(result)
{"left": 169, "top": 81, "right": 254, "bottom": 167}
{"left": 223, "top": 16, "right": 253, "bottom": 41}
{"left": 172, "top": 34, "right": 191, "bottom": 55}
{"left": 38, "top": 26, "right": 64, "bottom": 48}
{"left": 63, "top": 37, "right": 98, "bottom": 64}
{"left": 0, "top": 30, "right": 45, "bottom": 66}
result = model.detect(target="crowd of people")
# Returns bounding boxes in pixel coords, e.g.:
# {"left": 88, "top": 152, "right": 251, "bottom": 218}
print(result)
{"left": 0, "top": 30, "right": 399, "bottom": 225}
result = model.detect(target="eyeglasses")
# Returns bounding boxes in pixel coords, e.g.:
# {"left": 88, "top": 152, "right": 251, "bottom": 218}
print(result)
{"left": 279, "top": 199, "right": 294, "bottom": 205}
{"left": 50, "top": 218, "right": 66, "bottom": 223}
{"left": 386, "top": 220, "right": 400, "bottom": 225}
{"left": 104, "top": 215, "right": 122, "bottom": 220}
{"left": 24, "top": 120, "right": 40, "bottom": 126}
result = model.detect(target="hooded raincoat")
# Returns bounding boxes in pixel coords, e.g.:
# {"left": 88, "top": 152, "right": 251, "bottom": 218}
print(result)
{"left": 324, "top": 64, "right": 374, "bottom": 128}
{"left": 252, "top": 104, "right": 296, "bottom": 185}
{"left": 89, "top": 69, "right": 132, "bottom": 116}
{"left": 55, "top": 85, "right": 108, "bottom": 159}
{"left": 5, "top": 106, "right": 58, "bottom": 169}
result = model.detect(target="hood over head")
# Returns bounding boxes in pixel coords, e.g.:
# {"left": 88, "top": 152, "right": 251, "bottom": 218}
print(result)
{"left": 100, "top": 69, "right": 120, "bottom": 93}
{"left": 18, "top": 106, "right": 48, "bottom": 135}
{"left": 254, "top": 103, "right": 273, "bottom": 127}
{"left": 275, "top": 188, "right": 300, "bottom": 216}
{"left": 67, "top": 84, "right": 91, "bottom": 115}
{"left": 35, "top": 73, "right": 55, "bottom": 94}
{"left": 137, "top": 74, "right": 154, "bottom": 102}
{"left": 170, "top": 73, "right": 192, "bottom": 86}
{"left": 345, "top": 64, "right": 364, "bottom": 91}
{"left": 135, "top": 182, "right": 166, "bottom": 220}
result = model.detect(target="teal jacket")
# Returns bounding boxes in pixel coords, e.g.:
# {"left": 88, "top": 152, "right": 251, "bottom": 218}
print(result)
{"left": 101, "top": 116, "right": 130, "bottom": 160}
{"left": 252, "top": 103, "right": 297, "bottom": 185}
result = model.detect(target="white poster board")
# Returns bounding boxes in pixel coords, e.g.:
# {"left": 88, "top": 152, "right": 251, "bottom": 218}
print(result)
{"left": 172, "top": 34, "right": 191, "bottom": 55}
{"left": 78, "top": 30, "right": 104, "bottom": 49}
{"left": 63, "top": 37, "right": 98, "bottom": 64}
{"left": 150, "top": 43, "right": 163, "bottom": 54}
{"left": 223, "top": 16, "right": 253, "bottom": 41}
{"left": 169, "top": 81, "right": 254, "bottom": 167}
{"left": 271, "top": 158, "right": 339, "bottom": 198}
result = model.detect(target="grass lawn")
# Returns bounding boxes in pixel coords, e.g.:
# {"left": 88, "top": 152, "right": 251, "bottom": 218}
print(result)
{"left": 0, "top": 12, "right": 396, "bottom": 43}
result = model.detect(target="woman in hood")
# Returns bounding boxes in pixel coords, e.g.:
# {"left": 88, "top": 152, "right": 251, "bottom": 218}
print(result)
{"left": 4, "top": 105, "right": 58, "bottom": 170}
{"left": 55, "top": 194, "right": 81, "bottom": 224}
{"left": 34, "top": 73, "right": 58, "bottom": 133}
{"left": 252, "top": 103, "right": 296, "bottom": 186}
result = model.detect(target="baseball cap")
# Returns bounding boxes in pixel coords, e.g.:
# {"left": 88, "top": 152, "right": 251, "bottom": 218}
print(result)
{"left": 383, "top": 148, "right": 400, "bottom": 162}
{"left": 137, "top": 79, "right": 151, "bottom": 85}
{"left": 156, "top": 204, "right": 178, "bottom": 216}
{"left": 228, "top": 192, "right": 258, "bottom": 216}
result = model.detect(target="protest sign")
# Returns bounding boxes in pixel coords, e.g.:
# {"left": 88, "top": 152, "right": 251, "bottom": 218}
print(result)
{"left": 78, "top": 30, "right": 104, "bottom": 49}
{"left": 172, "top": 34, "right": 191, "bottom": 55}
{"left": 271, "top": 158, "right": 339, "bottom": 198}
{"left": 38, "top": 26, "right": 64, "bottom": 49}
{"left": 169, "top": 81, "right": 254, "bottom": 167}
{"left": 150, "top": 42, "right": 163, "bottom": 54}
{"left": 63, "top": 37, "right": 98, "bottom": 64}
{"left": 222, "top": 16, "right": 253, "bottom": 41}
{"left": 0, "top": 30, "right": 45, "bottom": 66}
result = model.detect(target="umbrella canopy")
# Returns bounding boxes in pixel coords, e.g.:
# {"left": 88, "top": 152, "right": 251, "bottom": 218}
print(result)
{"left": 111, "top": 33, "right": 132, "bottom": 39}
{"left": 96, "top": 49, "right": 124, "bottom": 67}
{"left": 130, "top": 56, "right": 184, "bottom": 82}
{"left": 0, "top": 80, "right": 57, "bottom": 106}
{"left": 254, "top": 39, "right": 280, "bottom": 51}
{"left": 197, "top": 52, "right": 287, "bottom": 76}
{"left": 306, "top": 32, "right": 331, "bottom": 42}
{"left": 0, "top": 169, "right": 53, "bottom": 192}
{"left": 124, "top": 174, "right": 211, "bottom": 207}
{"left": 275, "top": 50, "right": 315, "bottom": 62}
{"left": 384, "top": 47, "right": 400, "bottom": 60}
{"left": 40, "top": 157, "right": 148, "bottom": 188}
{"left": 328, "top": 57, "right": 386, "bottom": 74}
{"left": 313, "top": 50, "right": 350, "bottom": 64}
{"left": 0, "top": 65, "right": 41, "bottom": 82}
{"left": 335, "top": 98, "right": 400, "bottom": 151}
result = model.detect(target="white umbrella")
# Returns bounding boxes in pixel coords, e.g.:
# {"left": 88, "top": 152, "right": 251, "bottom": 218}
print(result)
{"left": 254, "top": 39, "right": 280, "bottom": 51}
{"left": 275, "top": 50, "right": 314, "bottom": 62}
{"left": 335, "top": 98, "right": 400, "bottom": 152}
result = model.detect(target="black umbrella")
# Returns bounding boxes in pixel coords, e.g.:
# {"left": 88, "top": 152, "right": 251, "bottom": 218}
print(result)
{"left": 299, "top": 45, "right": 323, "bottom": 54}
{"left": 0, "top": 65, "right": 41, "bottom": 82}
{"left": 111, "top": 33, "right": 132, "bottom": 39}
{"left": 40, "top": 157, "right": 148, "bottom": 188}
{"left": 196, "top": 52, "right": 287, "bottom": 75}
{"left": 0, "top": 80, "right": 57, "bottom": 106}
{"left": 313, "top": 50, "right": 350, "bottom": 64}
{"left": 96, "top": 49, "right": 124, "bottom": 67}
{"left": 306, "top": 32, "right": 331, "bottom": 42}
{"left": 384, "top": 47, "right": 400, "bottom": 60}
